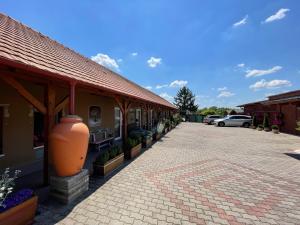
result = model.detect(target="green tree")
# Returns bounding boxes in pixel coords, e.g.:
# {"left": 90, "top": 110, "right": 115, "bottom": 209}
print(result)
{"left": 174, "top": 86, "right": 198, "bottom": 116}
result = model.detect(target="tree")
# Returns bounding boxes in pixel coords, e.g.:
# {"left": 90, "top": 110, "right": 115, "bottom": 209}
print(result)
{"left": 174, "top": 86, "right": 198, "bottom": 116}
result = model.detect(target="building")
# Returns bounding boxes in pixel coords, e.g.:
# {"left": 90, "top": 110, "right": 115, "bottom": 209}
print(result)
{"left": 238, "top": 90, "right": 300, "bottom": 135}
{"left": 0, "top": 13, "right": 176, "bottom": 187}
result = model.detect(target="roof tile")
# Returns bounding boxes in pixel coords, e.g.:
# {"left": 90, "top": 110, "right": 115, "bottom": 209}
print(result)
{"left": 0, "top": 13, "right": 175, "bottom": 109}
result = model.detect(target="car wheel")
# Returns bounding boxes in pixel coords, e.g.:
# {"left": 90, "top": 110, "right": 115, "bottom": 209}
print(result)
{"left": 218, "top": 122, "right": 225, "bottom": 127}
{"left": 243, "top": 122, "right": 250, "bottom": 128}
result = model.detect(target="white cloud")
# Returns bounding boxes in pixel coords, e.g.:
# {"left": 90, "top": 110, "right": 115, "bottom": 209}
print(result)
{"left": 91, "top": 53, "right": 119, "bottom": 71}
{"left": 117, "top": 58, "right": 123, "bottom": 63}
{"left": 131, "top": 52, "right": 138, "bottom": 56}
{"left": 169, "top": 80, "right": 188, "bottom": 88}
{"left": 156, "top": 84, "right": 168, "bottom": 89}
{"left": 159, "top": 93, "right": 173, "bottom": 102}
{"left": 250, "top": 79, "right": 292, "bottom": 90}
{"left": 217, "top": 87, "right": 228, "bottom": 91}
{"left": 156, "top": 80, "right": 188, "bottom": 89}
{"left": 233, "top": 15, "right": 248, "bottom": 27}
{"left": 217, "top": 91, "right": 235, "bottom": 98}
{"left": 263, "top": 8, "right": 290, "bottom": 23}
{"left": 147, "top": 57, "right": 162, "bottom": 68}
{"left": 237, "top": 63, "right": 245, "bottom": 68}
{"left": 144, "top": 86, "right": 152, "bottom": 90}
{"left": 245, "top": 66, "right": 282, "bottom": 78}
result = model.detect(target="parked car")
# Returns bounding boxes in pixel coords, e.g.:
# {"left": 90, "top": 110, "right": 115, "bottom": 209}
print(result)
{"left": 213, "top": 115, "right": 252, "bottom": 127}
{"left": 203, "top": 115, "right": 222, "bottom": 125}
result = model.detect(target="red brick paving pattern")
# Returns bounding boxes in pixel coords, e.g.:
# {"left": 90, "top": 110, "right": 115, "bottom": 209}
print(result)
{"left": 35, "top": 123, "right": 300, "bottom": 225}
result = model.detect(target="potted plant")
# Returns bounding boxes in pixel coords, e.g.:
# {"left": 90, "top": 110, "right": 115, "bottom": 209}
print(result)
{"left": 142, "top": 131, "right": 153, "bottom": 148}
{"left": 165, "top": 120, "right": 170, "bottom": 132}
{"left": 125, "top": 136, "right": 142, "bottom": 159}
{"left": 155, "top": 121, "right": 165, "bottom": 140}
{"left": 251, "top": 114, "right": 257, "bottom": 129}
{"left": 0, "top": 168, "right": 38, "bottom": 225}
{"left": 93, "top": 145, "right": 124, "bottom": 176}
{"left": 263, "top": 113, "right": 270, "bottom": 131}
{"left": 296, "top": 121, "right": 300, "bottom": 132}
{"left": 271, "top": 125, "right": 279, "bottom": 134}
{"left": 257, "top": 124, "right": 263, "bottom": 131}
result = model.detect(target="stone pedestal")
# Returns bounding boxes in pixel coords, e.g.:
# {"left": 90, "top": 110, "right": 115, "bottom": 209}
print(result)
{"left": 50, "top": 169, "right": 89, "bottom": 204}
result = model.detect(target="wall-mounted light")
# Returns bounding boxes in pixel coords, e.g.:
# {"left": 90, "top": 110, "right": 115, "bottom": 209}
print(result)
{"left": 28, "top": 105, "right": 34, "bottom": 117}
{"left": 0, "top": 104, "right": 10, "bottom": 118}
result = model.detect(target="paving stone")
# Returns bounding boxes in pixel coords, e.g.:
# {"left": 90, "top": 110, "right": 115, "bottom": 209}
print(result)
{"left": 35, "top": 124, "right": 300, "bottom": 225}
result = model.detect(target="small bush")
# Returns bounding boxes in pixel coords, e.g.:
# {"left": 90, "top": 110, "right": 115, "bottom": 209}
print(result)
{"left": 109, "top": 145, "right": 119, "bottom": 159}
{"left": 125, "top": 137, "right": 140, "bottom": 150}
{"left": 263, "top": 113, "right": 270, "bottom": 129}
{"left": 251, "top": 114, "right": 257, "bottom": 127}
{"left": 96, "top": 150, "right": 110, "bottom": 165}
{"left": 271, "top": 125, "right": 279, "bottom": 130}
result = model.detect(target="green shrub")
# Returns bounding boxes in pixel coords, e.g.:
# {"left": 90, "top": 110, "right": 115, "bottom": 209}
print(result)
{"left": 271, "top": 125, "right": 279, "bottom": 130}
{"left": 95, "top": 150, "right": 110, "bottom": 165}
{"left": 296, "top": 121, "right": 300, "bottom": 131}
{"left": 251, "top": 114, "right": 257, "bottom": 127}
{"left": 109, "top": 145, "right": 119, "bottom": 159}
{"left": 263, "top": 113, "right": 269, "bottom": 129}
{"left": 125, "top": 137, "right": 140, "bottom": 150}
{"left": 165, "top": 119, "right": 170, "bottom": 128}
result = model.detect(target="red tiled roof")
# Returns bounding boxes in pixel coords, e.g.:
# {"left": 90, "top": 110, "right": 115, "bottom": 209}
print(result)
{"left": 0, "top": 14, "right": 176, "bottom": 109}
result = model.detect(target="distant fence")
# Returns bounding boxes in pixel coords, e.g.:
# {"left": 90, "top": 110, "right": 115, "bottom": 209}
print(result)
{"left": 186, "top": 114, "right": 204, "bottom": 123}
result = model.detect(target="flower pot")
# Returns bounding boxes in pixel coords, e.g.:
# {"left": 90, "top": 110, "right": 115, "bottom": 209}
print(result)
{"left": 130, "top": 143, "right": 142, "bottom": 159}
{"left": 264, "top": 127, "right": 270, "bottom": 132}
{"left": 156, "top": 133, "right": 161, "bottom": 140}
{"left": 49, "top": 115, "right": 89, "bottom": 177}
{"left": 93, "top": 153, "right": 124, "bottom": 176}
{"left": 142, "top": 137, "right": 152, "bottom": 148}
{"left": 0, "top": 196, "right": 38, "bottom": 225}
{"left": 272, "top": 129, "right": 279, "bottom": 134}
{"left": 257, "top": 127, "right": 263, "bottom": 131}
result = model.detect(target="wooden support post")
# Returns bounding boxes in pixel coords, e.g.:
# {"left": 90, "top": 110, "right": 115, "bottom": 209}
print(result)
{"left": 69, "top": 82, "right": 76, "bottom": 115}
{"left": 0, "top": 76, "right": 47, "bottom": 114}
{"left": 43, "top": 83, "right": 56, "bottom": 186}
{"left": 55, "top": 96, "right": 69, "bottom": 114}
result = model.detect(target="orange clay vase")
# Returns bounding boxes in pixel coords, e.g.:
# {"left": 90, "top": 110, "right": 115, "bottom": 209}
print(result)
{"left": 49, "top": 115, "right": 89, "bottom": 177}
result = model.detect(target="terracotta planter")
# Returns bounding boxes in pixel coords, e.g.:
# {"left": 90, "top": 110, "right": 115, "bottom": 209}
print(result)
{"left": 142, "top": 138, "right": 152, "bottom": 148}
{"left": 156, "top": 133, "right": 162, "bottom": 140}
{"left": 130, "top": 143, "right": 142, "bottom": 159}
{"left": 0, "top": 196, "right": 38, "bottom": 225}
{"left": 93, "top": 153, "right": 124, "bottom": 176}
{"left": 264, "top": 128, "right": 270, "bottom": 132}
{"left": 272, "top": 129, "right": 279, "bottom": 134}
{"left": 49, "top": 115, "right": 89, "bottom": 177}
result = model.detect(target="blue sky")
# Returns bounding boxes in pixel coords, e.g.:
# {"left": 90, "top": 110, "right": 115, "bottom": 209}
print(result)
{"left": 2, "top": 0, "right": 300, "bottom": 108}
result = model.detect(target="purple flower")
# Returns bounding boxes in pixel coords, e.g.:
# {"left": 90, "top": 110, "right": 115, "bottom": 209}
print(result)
{"left": 0, "top": 189, "right": 33, "bottom": 213}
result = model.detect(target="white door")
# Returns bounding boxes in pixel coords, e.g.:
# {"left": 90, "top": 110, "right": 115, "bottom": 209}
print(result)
{"left": 114, "top": 107, "right": 122, "bottom": 140}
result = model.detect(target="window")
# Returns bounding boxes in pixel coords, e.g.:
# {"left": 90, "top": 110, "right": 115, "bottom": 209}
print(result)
{"left": 114, "top": 107, "right": 122, "bottom": 140}
{"left": 0, "top": 107, "right": 3, "bottom": 155}
{"left": 88, "top": 106, "right": 101, "bottom": 128}
{"left": 136, "top": 109, "right": 141, "bottom": 128}
{"left": 128, "top": 109, "right": 136, "bottom": 124}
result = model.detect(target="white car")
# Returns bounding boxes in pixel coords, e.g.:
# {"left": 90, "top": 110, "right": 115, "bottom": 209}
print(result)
{"left": 203, "top": 115, "right": 222, "bottom": 125}
{"left": 214, "top": 115, "right": 252, "bottom": 128}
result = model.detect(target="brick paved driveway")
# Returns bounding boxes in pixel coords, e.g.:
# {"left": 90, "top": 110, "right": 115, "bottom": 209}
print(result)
{"left": 36, "top": 123, "right": 300, "bottom": 225}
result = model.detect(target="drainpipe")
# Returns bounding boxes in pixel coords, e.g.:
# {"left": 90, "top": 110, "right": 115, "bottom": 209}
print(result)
{"left": 69, "top": 81, "right": 76, "bottom": 115}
